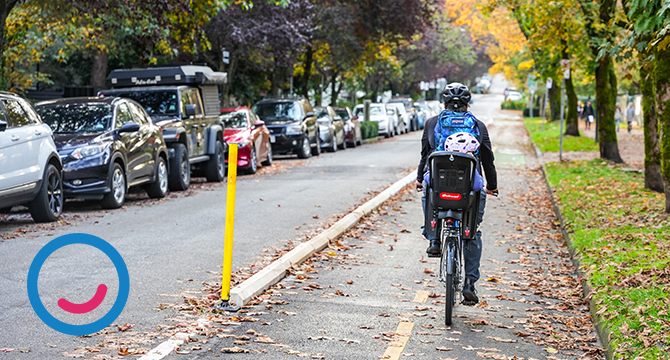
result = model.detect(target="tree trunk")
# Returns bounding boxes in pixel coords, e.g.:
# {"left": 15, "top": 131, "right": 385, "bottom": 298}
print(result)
{"left": 641, "top": 66, "right": 663, "bottom": 192}
{"left": 90, "top": 50, "right": 109, "bottom": 88}
{"left": 594, "top": 55, "right": 623, "bottom": 163}
{"left": 301, "top": 45, "right": 313, "bottom": 97}
{"left": 565, "top": 70, "right": 579, "bottom": 136}
{"left": 221, "top": 53, "right": 237, "bottom": 107}
{"left": 654, "top": 47, "right": 670, "bottom": 212}
{"left": 549, "top": 81, "right": 561, "bottom": 121}
{"left": 271, "top": 61, "right": 285, "bottom": 97}
{"left": 0, "top": 0, "right": 19, "bottom": 89}
{"left": 330, "top": 72, "right": 337, "bottom": 106}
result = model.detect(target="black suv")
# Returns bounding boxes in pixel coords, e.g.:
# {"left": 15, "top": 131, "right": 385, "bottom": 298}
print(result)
{"left": 99, "top": 66, "right": 227, "bottom": 191}
{"left": 35, "top": 97, "right": 169, "bottom": 209}
{"left": 252, "top": 98, "right": 319, "bottom": 158}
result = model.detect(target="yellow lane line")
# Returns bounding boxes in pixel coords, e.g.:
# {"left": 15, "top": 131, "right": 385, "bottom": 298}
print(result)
{"left": 381, "top": 322, "right": 414, "bottom": 360}
{"left": 413, "top": 290, "right": 430, "bottom": 303}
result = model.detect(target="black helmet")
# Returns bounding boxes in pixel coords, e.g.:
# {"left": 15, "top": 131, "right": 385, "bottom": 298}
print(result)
{"left": 441, "top": 82, "right": 471, "bottom": 105}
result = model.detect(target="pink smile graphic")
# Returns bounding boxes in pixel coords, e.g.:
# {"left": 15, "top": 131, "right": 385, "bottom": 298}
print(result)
{"left": 57, "top": 284, "right": 108, "bottom": 314}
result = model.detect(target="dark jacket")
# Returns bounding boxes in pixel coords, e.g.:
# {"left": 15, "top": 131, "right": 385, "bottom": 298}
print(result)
{"left": 417, "top": 114, "right": 498, "bottom": 191}
{"left": 581, "top": 104, "right": 594, "bottom": 118}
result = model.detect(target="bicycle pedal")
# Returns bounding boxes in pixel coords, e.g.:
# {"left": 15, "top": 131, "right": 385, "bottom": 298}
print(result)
{"left": 426, "top": 252, "right": 441, "bottom": 258}
{"left": 461, "top": 300, "right": 478, "bottom": 306}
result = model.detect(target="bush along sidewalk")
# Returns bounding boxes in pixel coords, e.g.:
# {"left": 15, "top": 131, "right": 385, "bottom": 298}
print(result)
{"left": 544, "top": 159, "right": 670, "bottom": 359}
{"left": 525, "top": 117, "right": 599, "bottom": 153}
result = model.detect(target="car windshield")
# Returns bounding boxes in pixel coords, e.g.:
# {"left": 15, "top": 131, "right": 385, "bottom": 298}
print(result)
{"left": 102, "top": 90, "right": 178, "bottom": 116}
{"left": 389, "top": 99, "right": 411, "bottom": 108}
{"left": 36, "top": 104, "right": 112, "bottom": 133}
{"left": 334, "top": 109, "right": 349, "bottom": 120}
{"left": 315, "top": 109, "right": 330, "bottom": 120}
{"left": 353, "top": 106, "right": 383, "bottom": 117}
{"left": 253, "top": 102, "right": 301, "bottom": 122}
{"left": 220, "top": 111, "right": 248, "bottom": 128}
{"left": 389, "top": 104, "right": 406, "bottom": 114}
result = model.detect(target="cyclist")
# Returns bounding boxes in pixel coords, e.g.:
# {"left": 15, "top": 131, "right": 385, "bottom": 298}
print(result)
{"left": 416, "top": 82, "right": 498, "bottom": 304}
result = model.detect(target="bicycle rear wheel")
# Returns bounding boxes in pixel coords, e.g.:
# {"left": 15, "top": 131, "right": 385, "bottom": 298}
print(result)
{"left": 445, "top": 270, "right": 454, "bottom": 325}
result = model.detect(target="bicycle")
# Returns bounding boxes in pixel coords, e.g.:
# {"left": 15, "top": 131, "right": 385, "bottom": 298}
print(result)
{"left": 425, "top": 150, "right": 483, "bottom": 326}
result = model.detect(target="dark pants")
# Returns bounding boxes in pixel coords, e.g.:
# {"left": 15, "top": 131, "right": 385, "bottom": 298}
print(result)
{"left": 422, "top": 186, "right": 487, "bottom": 283}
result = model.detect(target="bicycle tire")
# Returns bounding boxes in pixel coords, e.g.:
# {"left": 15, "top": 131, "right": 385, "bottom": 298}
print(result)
{"left": 445, "top": 270, "right": 454, "bottom": 326}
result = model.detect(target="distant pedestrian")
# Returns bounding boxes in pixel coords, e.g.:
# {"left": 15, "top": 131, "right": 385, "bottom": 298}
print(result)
{"left": 581, "top": 101, "right": 594, "bottom": 130}
{"left": 577, "top": 101, "right": 584, "bottom": 117}
{"left": 626, "top": 103, "right": 635, "bottom": 133}
{"left": 614, "top": 104, "right": 622, "bottom": 132}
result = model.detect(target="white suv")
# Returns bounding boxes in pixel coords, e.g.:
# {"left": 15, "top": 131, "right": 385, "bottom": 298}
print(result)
{"left": 0, "top": 92, "right": 63, "bottom": 222}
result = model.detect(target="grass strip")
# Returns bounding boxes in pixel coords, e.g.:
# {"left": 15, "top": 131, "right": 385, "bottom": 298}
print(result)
{"left": 545, "top": 159, "right": 670, "bottom": 359}
{"left": 525, "top": 117, "right": 599, "bottom": 153}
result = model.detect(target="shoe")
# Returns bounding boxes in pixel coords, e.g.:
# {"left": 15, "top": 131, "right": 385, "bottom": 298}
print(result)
{"left": 462, "top": 277, "right": 479, "bottom": 305}
{"left": 426, "top": 239, "right": 441, "bottom": 258}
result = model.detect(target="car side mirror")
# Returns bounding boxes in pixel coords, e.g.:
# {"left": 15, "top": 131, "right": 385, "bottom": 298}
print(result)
{"left": 0, "top": 120, "right": 6, "bottom": 132}
{"left": 352, "top": 115, "right": 359, "bottom": 120}
{"left": 254, "top": 120, "right": 265, "bottom": 128}
{"left": 119, "top": 122, "right": 140, "bottom": 133}
{"left": 184, "top": 104, "right": 197, "bottom": 118}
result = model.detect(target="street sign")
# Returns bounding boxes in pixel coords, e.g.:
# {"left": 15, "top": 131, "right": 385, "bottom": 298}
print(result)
{"left": 561, "top": 59, "right": 570, "bottom": 79}
{"left": 222, "top": 48, "right": 230, "bottom": 65}
{"left": 546, "top": 78, "right": 553, "bottom": 89}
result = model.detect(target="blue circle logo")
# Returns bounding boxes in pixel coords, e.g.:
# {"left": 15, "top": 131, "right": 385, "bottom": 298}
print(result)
{"left": 27, "top": 233, "right": 129, "bottom": 336}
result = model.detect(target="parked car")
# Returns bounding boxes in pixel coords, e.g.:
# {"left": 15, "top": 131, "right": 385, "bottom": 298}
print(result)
{"left": 386, "top": 102, "right": 412, "bottom": 134}
{"left": 252, "top": 98, "right": 319, "bottom": 159}
{"left": 353, "top": 103, "right": 394, "bottom": 138}
{"left": 0, "top": 92, "right": 63, "bottom": 222}
{"left": 314, "top": 106, "right": 345, "bottom": 152}
{"left": 35, "top": 97, "right": 169, "bottom": 209}
{"left": 220, "top": 107, "right": 272, "bottom": 174}
{"left": 503, "top": 87, "right": 517, "bottom": 98}
{"left": 426, "top": 100, "right": 443, "bottom": 116}
{"left": 99, "top": 65, "right": 228, "bottom": 192}
{"left": 333, "top": 106, "right": 362, "bottom": 147}
{"left": 386, "top": 105, "right": 404, "bottom": 135}
{"left": 505, "top": 91, "right": 523, "bottom": 102}
{"left": 413, "top": 103, "right": 427, "bottom": 129}
{"left": 388, "top": 97, "right": 419, "bottom": 131}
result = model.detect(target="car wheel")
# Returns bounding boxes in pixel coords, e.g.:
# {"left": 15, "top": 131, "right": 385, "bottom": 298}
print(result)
{"left": 246, "top": 147, "right": 258, "bottom": 174}
{"left": 168, "top": 143, "right": 190, "bottom": 191}
{"left": 100, "top": 163, "right": 126, "bottom": 209}
{"left": 145, "top": 156, "right": 168, "bottom": 199}
{"left": 348, "top": 136, "right": 357, "bottom": 148}
{"left": 340, "top": 135, "right": 347, "bottom": 150}
{"left": 298, "top": 136, "right": 311, "bottom": 159}
{"left": 28, "top": 163, "right": 63, "bottom": 222}
{"left": 205, "top": 140, "right": 226, "bottom": 182}
{"left": 330, "top": 136, "right": 338, "bottom": 152}
{"left": 311, "top": 134, "right": 321, "bottom": 156}
{"left": 261, "top": 144, "right": 273, "bottom": 166}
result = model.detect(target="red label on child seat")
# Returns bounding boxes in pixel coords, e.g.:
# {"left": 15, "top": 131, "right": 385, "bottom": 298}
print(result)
{"left": 439, "top": 193, "right": 462, "bottom": 200}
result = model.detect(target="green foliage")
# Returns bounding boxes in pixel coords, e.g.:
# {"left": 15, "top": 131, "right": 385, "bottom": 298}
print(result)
{"left": 524, "top": 117, "right": 598, "bottom": 152}
{"left": 500, "top": 99, "right": 526, "bottom": 110}
{"left": 360, "top": 121, "right": 379, "bottom": 139}
{"left": 545, "top": 159, "right": 670, "bottom": 358}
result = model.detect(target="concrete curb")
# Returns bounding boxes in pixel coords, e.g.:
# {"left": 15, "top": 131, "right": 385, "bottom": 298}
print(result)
{"left": 361, "top": 137, "right": 380, "bottom": 145}
{"left": 229, "top": 170, "right": 417, "bottom": 306}
{"left": 537, "top": 163, "right": 613, "bottom": 360}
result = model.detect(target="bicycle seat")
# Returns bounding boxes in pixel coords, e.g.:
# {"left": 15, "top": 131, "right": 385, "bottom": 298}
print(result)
{"left": 427, "top": 151, "right": 477, "bottom": 212}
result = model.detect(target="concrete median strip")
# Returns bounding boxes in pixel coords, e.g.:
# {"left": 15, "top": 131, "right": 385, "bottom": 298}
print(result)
{"left": 229, "top": 170, "right": 417, "bottom": 306}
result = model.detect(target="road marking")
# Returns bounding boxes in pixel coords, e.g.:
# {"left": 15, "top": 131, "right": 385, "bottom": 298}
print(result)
{"left": 381, "top": 322, "right": 414, "bottom": 360}
{"left": 413, "top": 290, "right": 429, "bottom": 303}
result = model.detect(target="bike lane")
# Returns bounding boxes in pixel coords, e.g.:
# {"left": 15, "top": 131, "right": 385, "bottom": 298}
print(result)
{"left": 140, "top": 103, "right": 604, "bottom": 359}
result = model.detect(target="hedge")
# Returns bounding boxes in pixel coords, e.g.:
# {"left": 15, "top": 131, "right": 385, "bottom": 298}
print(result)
{"left": 360, "top": 121, "right": 379, "bottom": 139}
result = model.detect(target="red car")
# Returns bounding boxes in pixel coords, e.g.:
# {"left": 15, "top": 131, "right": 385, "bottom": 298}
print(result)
{"left": 221, "top": 107, "right": 272, "bottom": 174}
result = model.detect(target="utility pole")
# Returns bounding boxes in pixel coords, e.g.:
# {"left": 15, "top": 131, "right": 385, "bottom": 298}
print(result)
{"left": 543, "top": 78, "right": 552, "bottom": 132}
{"left": 559, "top": 60, "right": 569, "bottom": 162}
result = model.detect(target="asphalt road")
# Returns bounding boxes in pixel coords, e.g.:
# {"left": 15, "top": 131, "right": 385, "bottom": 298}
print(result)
{"left": 0, "top": 125, "right": 419, "bottom": 357}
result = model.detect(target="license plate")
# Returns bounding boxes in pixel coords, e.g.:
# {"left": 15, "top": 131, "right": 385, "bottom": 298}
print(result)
{"left": 270, "top": 135, "right": 276, "bottom": 143}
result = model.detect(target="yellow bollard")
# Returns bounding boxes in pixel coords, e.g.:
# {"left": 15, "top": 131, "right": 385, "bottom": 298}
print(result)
{"left": 218, "top": 143, "right": 240, "bottom": 311}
